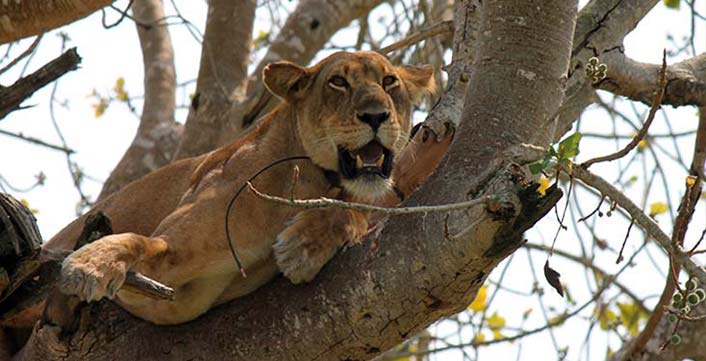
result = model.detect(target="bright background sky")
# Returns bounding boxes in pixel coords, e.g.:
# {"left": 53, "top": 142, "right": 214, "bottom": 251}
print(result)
{"left": 1, "top": 1, "right": 704, "bottom": 360}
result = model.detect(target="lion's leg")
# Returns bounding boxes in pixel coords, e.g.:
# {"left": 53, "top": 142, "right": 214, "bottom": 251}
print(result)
{"left": 118, "top": 272, "right": 235, "bottom": 325}
{"left": 274, "top": 208, "right": 369, "bottom": 283}
{"left": 59, "top": 233, "right": 167, "bottom": 302}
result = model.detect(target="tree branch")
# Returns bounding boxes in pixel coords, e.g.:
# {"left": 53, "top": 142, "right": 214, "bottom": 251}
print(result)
{"left": 0, "top": 0, "right": 116, "bottom": 44}
{"left": 95, "top": 0, "right": 182, "bottom": 201}
{"left": 172, "top": 0, "right": 257, "bottom": 159}
{"left": 0, "top": 48, "right": 81, "bottom": 120}
{"left": 598, "top": 51, "right": 706, "bottom": 107}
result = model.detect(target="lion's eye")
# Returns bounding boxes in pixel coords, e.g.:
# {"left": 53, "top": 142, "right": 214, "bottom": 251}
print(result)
{"left": 382, "top": 75, "right": 398, "bottom": 89}
{"left": 329, "top": 76, "right": 349, "bottom": 89}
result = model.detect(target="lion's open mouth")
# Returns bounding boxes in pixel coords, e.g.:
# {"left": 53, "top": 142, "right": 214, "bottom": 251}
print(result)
{"left": 338, "top": 140, "right": 393, "bottom": 179}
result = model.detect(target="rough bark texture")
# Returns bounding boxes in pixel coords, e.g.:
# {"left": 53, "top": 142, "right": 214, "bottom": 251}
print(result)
{"left": 542, "top": 0, "right": 659, "bottom": 145}
{"left": 96, "top": 0, "right": 181, "bottom": 201}
{"left": 16, "top": 0, "right": 576, "bottom": 360}
{"left": 171, "top": 0, "right": 257, "bottom": 159}
{"left": 0, "top": 48, "right": 81, "bottom": 120}
{"left": 598, "top": 52, "right": 706, "bottom": 107}
{"left": 0, "top": 0, "right": 115, "bottom": 44}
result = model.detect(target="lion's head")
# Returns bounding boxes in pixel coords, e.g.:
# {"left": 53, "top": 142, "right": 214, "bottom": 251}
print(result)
{"left": 264, "top": 51, "right": 434, "bottom": 200}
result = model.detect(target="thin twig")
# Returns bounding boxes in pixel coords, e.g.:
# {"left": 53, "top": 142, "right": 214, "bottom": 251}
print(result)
{"left": 0, "top": 129, "right": 75, "bottom": 153}
{"left": 247, "top": 182, "right": 490, "bottom": 215}
{"left": 582, "top": 50, "right": 668, "bottom": 168}
{"left": 571, "top": 166, "right": 706, "bottom": 282}
{"left": 378, "top": 20, "right": 453, "bottom": 55}
{"left": 0, "top": 34, "right": 43, "bottom": 76}
{"left": 616, "top": 219, "right": 634, "bottom": 264}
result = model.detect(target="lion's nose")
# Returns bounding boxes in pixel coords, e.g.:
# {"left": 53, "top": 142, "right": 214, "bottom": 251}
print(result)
{"left": 357, "top": 112, "right": 390, "bottom": 132}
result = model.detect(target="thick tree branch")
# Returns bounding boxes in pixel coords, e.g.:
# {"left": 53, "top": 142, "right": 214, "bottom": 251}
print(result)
{"left": 171, "top": 0, "right": 257, "bottom": 159}
{"left": 540, "top": 0, "right": 660, "bottom": 145}
{"left": 597, "top": 51, "right": 706, "bottom": 107}
{"left": 96, "top": 0, "right": 181, "bottom": 201}
{"left": 0, "top": 0, "right": 116, "bottom": 44}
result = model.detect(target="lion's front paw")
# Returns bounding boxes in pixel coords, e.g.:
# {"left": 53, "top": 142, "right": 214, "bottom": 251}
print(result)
{"left": 274, "top": 225, "right": 341, "bottom": 284}
{"left": 273, "top": 234, "right": 330, "bottom": 284}
{"left": 60, "top": 242, "right": 130, "bottom": 302}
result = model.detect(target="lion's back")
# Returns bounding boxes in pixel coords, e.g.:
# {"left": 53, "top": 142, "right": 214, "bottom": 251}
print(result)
{"left": 44, "top": 155, "right": 204, "bottom": 251}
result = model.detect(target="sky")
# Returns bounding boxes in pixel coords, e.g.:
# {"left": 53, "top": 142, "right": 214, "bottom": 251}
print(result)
{"left": 0, "top": 1, "right": 704, "bottom": 360}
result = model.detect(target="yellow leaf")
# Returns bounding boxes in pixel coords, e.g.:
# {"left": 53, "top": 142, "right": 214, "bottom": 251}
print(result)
{"left": 637, "top": 139, "right": 648, "bottom": 151}
{"left": 548, "top": 315, "right": 565, "bottom": 326}
{"left": 487, "top": 312, "right": 506, "bottom": 330}
{"left": 19, "top": 199, "right": 39, "bottom": 214}
{"left": 92, "top": 98, "right": 108, "bottom": 118}
{"left": 597, "top": 307, "right": 617, "bottom": 330}
{"left": 537, "top": 177, "right": 550, "bottom": 196}
{"left": 116, "top": 90, "right": 128, "bottom": 102}
{"left": 649, "top": 202, "right": 669, "bottom": 217}
{"left": 617, "top": 302, "right": 648, "bottom": 336}
{"left": 687, "top": 175, "right": 697, "bottom": 187}
{"left": 114, "top": 77, "right": 125, "bottom": 91}
{"left": 492, "top": 329, "right": 505, "bottom": 340}
{"left": 473, "top": 332, "right": 486, "bottom": 344}
{"left": 469, "top": 286, "right": 487, "bottom": 312}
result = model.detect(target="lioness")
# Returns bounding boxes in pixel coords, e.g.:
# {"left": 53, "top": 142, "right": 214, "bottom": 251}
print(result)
{"left": 48, "top": 51, "right": 433, "bottom": 325}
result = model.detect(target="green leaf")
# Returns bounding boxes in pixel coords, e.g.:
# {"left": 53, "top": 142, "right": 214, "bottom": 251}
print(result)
{"left": 663, "top": 0, "right": 680, "bottom": 8}
{"left": 558, "top": 132, "right": 582, "bottom": 160}
{"left": 529, "top": 162, "right": 545, "bottom": 175}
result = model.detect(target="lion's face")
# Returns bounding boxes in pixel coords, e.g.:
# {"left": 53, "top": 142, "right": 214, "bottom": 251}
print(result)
{"left": 264, "top": 52, "right": 434, "bottom": 200}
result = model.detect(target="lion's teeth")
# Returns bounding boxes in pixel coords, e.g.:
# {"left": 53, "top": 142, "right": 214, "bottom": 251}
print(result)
{"left": 355, "top": 155, "right": 363, "bottom": 169}
{"left": 376, "top": 154, "right": 385, "bottom": 168}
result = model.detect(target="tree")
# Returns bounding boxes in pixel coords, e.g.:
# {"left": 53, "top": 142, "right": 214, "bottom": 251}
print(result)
{"left": 1, "top": 0, "right": 706, "bottom": 360}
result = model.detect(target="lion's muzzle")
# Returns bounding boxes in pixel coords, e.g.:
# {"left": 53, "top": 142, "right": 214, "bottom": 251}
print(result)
{"left": 338, "top": 140, "right": 393, "bottom": 180}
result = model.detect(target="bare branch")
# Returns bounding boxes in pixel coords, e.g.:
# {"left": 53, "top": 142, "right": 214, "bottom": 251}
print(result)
{"left": 571, "top": 166, "right": 706, "bottom": 282}
{"left": 598, "top": 51, "right": 706, "bottom": 107}
{"left": 96, "top": 0, "right": 182, "bottom": 200}
{"left": 0, "top": 34, "right": 42, "bottom": 76}
{"left": 173, "top": 0, "right": 257, "bottom": 159}
{"left": 247, "top": 181, "right": 490, "bottom": 214}
{"left": 0, "top": 48, "right": 81, "bottom": 120}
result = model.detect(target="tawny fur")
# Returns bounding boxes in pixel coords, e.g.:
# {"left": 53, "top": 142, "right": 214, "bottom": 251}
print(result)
{"left": 46, "top": 51, "right": 434, "bottom": 325}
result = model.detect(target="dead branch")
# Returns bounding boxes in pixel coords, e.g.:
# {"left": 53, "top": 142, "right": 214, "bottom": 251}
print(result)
{"left": 247, "top": 181, "right": 491, "bottom": 214}
{"left": 0, "top": 48, "right": 81, "bottom": 120}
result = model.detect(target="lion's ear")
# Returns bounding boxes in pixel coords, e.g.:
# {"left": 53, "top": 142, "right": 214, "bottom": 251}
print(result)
{"left": 263, "top": 61, "right": 312, "bottom": 101}
{"left": 397, "top": 65, "right": 435, "bottom": 106}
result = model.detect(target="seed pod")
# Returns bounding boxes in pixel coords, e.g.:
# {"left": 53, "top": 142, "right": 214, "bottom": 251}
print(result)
{"left": 688, "top": 293, "right": 700, "bottom": 305}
